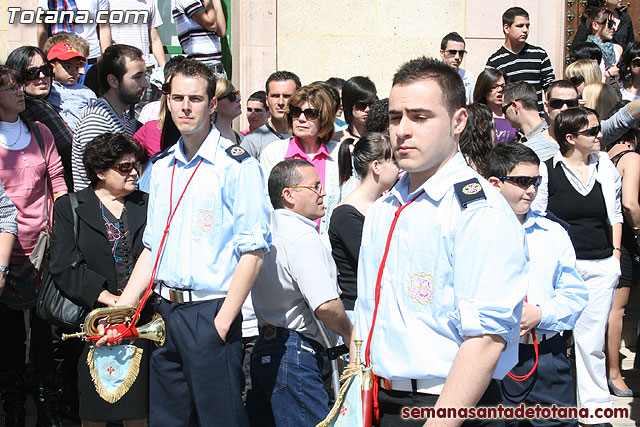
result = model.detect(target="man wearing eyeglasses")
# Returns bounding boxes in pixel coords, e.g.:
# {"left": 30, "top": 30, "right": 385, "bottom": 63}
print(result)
{"left": 486, "top": 7, "right": 555, "bottom": 113}
{"left": 247, "top": 158, "right": 352, "bottom": 427}
{"left": 439, "top": 32, "right": 475, "bottom": 104}
{"left": 583, "top": 7, "right": 622, "bottom": 76}
{"left": 502, "top": 82, "right": 559, "bottom": 161}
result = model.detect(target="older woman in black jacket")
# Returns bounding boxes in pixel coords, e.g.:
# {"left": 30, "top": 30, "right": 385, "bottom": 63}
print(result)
{"left": 49, "top": 133, "right": 149, "bottom": 426}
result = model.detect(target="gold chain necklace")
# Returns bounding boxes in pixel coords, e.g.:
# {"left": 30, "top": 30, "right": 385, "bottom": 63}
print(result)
{"left": 1, "top": 120, "right": 23, "bottom": 147}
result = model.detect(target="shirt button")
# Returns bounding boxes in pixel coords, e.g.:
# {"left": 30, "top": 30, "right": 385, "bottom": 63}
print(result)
{"left": 19, "top": 151, "right": 24, "bottom": 154}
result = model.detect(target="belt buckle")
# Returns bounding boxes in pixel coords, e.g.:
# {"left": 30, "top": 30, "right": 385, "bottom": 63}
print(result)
{"left": 169, "top": 288, "right": 186, "bottom": 304}
{"left": 264, "top": 325, "right": 277, "bottom": 340}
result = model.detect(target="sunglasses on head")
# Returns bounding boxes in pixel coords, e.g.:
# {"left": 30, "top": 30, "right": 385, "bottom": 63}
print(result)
{"left": 632, "top": 58, "right": 640, "bottom": 68}
{"left": 112, "top": 161, "right": 139, "bottom": 174}
{"left": 548, "top": 98, "right": 580, "bottom": 109}
{"left": 354, "top": 100, "right": 374, "bottom": 111}
{"left": 572, "top": 124, "right": 601, "bottom": 137}
{"left": 220, "top": 90, "right": 240, "bottom": 102}
{"left": 290, "top": 106, "right": 320, "bottom": 120}
{"left": 23, "top": 65, "right": 53, "bottom": 81}
{"left": 568, "top": 75, "right": 585, "bottom": 86}
{"left": 498, "top": 175, "right": 542, "bottom": 188}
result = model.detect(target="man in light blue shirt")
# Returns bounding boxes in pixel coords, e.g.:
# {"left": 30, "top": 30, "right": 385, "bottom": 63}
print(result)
{"left": 117, "top": 59, "right": 271, "bottom": 426}
{"left": 355, "top": 57, "right": 528, "bottom": 426}
{"left": 488, "top": 140, "right": 588, "bottom": 427}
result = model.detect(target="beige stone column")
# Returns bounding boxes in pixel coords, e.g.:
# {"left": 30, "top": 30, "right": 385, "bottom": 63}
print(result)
{"left": 2, "top": 0, "right": 39, "bottom": 61}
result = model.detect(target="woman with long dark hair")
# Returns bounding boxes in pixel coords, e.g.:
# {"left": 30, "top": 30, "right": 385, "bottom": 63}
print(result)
{"left": 473, "top": 68, "right": 517, "bottom": 144}
{"left": 340, "top": 76, "right": 377, "bottom": 141}
{"left": 459, "top": 103, "right": 495, "bottom": 177}
{"left": 617, "top": 41, "right": 640, "bottom": 101}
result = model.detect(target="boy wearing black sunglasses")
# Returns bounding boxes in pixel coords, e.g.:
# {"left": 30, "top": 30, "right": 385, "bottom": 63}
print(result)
{"left": 488, "top": 140, "right": 588, "bottom": 427}
{"left": 46, "top": 42, "right": 96, "bottom": 133}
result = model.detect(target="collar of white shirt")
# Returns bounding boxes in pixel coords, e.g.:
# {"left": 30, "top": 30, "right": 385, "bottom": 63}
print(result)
{"left": 522, "top": 210, "right": 551, "bottom": 232}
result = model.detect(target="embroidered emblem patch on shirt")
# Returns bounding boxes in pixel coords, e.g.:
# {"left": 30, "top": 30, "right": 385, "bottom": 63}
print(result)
{"left": 407, "top": 272, "right": 434, "bottom": 306}
{"left": 196, "top": 210, "right": 214, "bottom": 232}
{"left": 225, "top": 145, "right": 250, "bottom": 162}
{"left": 462, "top": 182, "right": 482, "bottom": 195}
{"left": 454, "top": 178, "right": 487, "bottom": 208}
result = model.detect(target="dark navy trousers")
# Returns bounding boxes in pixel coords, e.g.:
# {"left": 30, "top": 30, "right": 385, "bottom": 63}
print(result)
{"left": 498, "top": 333, "right": 578, "bottom": 427}
{"left": 149, "top": 297, "right": 248, "bottom": 427}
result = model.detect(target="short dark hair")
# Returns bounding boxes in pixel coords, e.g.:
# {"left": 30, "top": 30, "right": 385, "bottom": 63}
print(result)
{"left": 248, "top": 90, "right": 267, "bottom": 109}
{"left": 5, "top": 46, "right": 51, "bottom": 81}
{"left": 554, "top": 107, "right": 599, "bottom": 155}
{"left": 312, "top": 81, "right": 341, "bottom": 114}
{"left": 545, "top": 79, "right": 579, "bottom": 101}
{"left": 473, "top": 68, "right": 507, "bottom": 105}
{"left": 569, "top": 41, "right": 603, "bottom": 63}
{"left": 326, "top": 77, "right": 346, "bottom": 92}
{"left": 98, "top": 44, "right": 144, "bottom": 95}
{"left": 338, "top": 132, "right": 393, "bottom": 185}
{"left": 582, "top": 7, "right": 608, "bottom": 34}
{"left": 342, "top": 76, "right": 377, "bottom": 125}
{"left": 0, "top": 65, "right": 23, "bottom": 88}
{"left": 268, "top": 159, "right": 313, "bottom": 209}
{"left": 392, "top": 56, "right": 466, "bottom": 116}
{"left": 83, "top": 133, "right": 144, "bottom": 185}
{"left": 440, "top": 32, "right": 465, "bottom": 50}
{"left": 265, "top": 71, "right": 301, "bottom": 95}
{"left": 459, "top": 103, "right": 495, "bottom": 177}
{"left": 503, "top": 81, "right": 538, "bottom": 111}
{"left": 502, "top": 7, "right": 529, "bottom": 27}
{"left": 486, "top": 140, "right": 540, "bottom": 179}
{"left": 167, "top": 59, "right": 217, "bottom": 100}
{"left": 365, "top": 98, "right": 389, "bottom": 133}
{"left": 618, "top": 42, "right": 640, "bottom": 88}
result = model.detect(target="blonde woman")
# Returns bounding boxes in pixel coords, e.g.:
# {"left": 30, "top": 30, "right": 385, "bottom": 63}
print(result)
{"left": 582, "top": 82, "right": 620, "bottom": 119}
{"left": 213, "top": 78, "right": 244, "bottom": 144}
{"left": 566, "top": 59, "right": 604, "bottom": 97}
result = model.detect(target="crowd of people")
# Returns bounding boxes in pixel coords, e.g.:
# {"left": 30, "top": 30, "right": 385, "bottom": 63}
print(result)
{"left": 1, "top": 1, "right": 640, "bottom": 427}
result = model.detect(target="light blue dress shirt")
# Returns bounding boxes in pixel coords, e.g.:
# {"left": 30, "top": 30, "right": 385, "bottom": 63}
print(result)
{"left": 143, "top": 127, "right": 271, "bottom": 296}
{"left": 47, "top": 81, "right": 97, "bottom": 133}
{"left": 522, "top": 210, "right": 588, "bottom": 334}
{"left": 355, "top": 153, "right": 529, "bottom": 381}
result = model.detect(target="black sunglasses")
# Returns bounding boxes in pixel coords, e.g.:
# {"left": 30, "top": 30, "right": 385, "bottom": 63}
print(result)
{"left": 290, "top": 106, "right": 320, "bottom": 120}
{"left": 501, "top": 101, "right": 516, "bottom": 115}
{"left": 445, "top": 49, "right": 467, "bottom": 57}
{"left": 632, "top": 58, "right": 640, "bottom": 68}
{"left": 354, "top": 100, "right": 375, "bottom": 111}
{"left": 548, "top": 98, "right": 580, "bottom": 109}
{"left": 572, "top": 125, "right": 601, "bottom": 137}
{"left": 219, "top": 90, "right": 240, "bottom": 102}
{"left": 498, "top": 175, "right": 542, "bottom": 188}
{"left": 112, "top": 161, "right": 140, "bottom": 174}
{"left": 23, "top": 65, "right": 53, "bottom": 81}
{"left": 568, "top": 75, "right": 585, "bottom": 86}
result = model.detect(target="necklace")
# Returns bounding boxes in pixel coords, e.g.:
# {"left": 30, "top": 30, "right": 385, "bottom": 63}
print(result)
{"left": 0, "top": 120, "right": 23, "bottom": 148}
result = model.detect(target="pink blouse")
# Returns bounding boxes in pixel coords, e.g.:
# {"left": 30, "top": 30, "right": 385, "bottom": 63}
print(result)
{"left": 134, "top": 119, "right": 162, "bottom": 159}
{"left": 284, "top": 136, "right": 331, "bottom": 186}
{"left": 0, "top": 122, "right": 67, "bottom": 262}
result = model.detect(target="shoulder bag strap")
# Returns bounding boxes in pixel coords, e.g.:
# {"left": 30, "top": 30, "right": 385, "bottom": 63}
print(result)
{"left": 31, "top": 123, "right": 51, "bottom": 232}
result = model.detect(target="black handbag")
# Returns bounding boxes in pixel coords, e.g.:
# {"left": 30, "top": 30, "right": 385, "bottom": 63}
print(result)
{"left": 36, "top": 193, "right": 87, "bottom": 328}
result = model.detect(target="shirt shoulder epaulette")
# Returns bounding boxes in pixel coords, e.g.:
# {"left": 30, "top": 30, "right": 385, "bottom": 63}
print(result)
{"left": 225, "top": 144, "right": 251, "bottom": 162}
{"left": 453, "top": 178, "right": 486, "bottom": 208}
{"left": 150, "top": 146, "right": 173, "bottom": 164}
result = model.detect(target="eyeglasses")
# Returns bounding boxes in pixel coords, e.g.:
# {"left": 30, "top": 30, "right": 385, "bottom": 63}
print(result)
{"left": 23, "top": 65, "right": 53, "bottom": 81}
{"left": 0, "top": 84, "right": 25, "bottom": 93}
{"left": 444, "top": 49, "right": 467, "bottom": 57}
{"left": 289, "top": 183, "right": 323, "bottom": 193}
{"left": 571, "top": 125, "right": 601, "bottom": 137}
{"left": 290, "top": 106, "right": 320, "bottom": 120}
{"left": 490, "top": 83, "right": 506, "bottom": 91}
{"left": 354, "top": 100, "right": 375, "bottom": 111}
{"left": 219, "top": 90, "right": 240, "bottom": 102}
{"left": 498, "top": 175, "right": 542, "bottom": 188}
{"left": 631, "top": 58, "right": 640, "bottom": 68}
{"left": 548, "top": 98, "right": 580, "bottom": 109}
{"left": 568, "top": 75, "right": 585, "bottom": 86}
{"left": 112, "top": 161, "right": 140, "bottom": 174}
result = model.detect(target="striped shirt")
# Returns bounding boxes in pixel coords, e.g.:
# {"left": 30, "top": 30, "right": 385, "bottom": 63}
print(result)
{"left": 172, "top": 0, "right": 222, "bottom": 66}
{"left": 486, "top": 43, "right": 555, "bottom": 112}
{"left": 0, "top": 180, "right": 18, "bottom": 236}
{"left": 72, "top": 98, "right": 136, "bottom": 191}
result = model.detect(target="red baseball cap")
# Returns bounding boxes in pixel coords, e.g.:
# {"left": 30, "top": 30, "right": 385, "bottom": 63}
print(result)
{"left": 47, "top": 42, "right": 86, "bottom": 62}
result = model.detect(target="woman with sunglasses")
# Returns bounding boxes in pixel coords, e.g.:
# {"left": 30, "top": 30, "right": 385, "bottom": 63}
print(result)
{"left": 340, "top": 76, "right": 377, "bottom": 142}
{"left": 604, "top": 112, "right": 640, "bottom": 397}
{"left": 213, "top": 78, "right": 244, "bottom": 144}
{"left": 0, "top": 65, "right": 67, "bottom": 427}
{"left": 49, "top": 133, "right": 150, "bottom": 427}
{"left": 572, "top": 0, "right": 635, "bottom": 50}
{"left": 565, "top": 59, "right": 604, "bottom": 99}
{"left": 534, "top": 107, "right": 622, "bottom": 424}
{"left": 261, "top": 84, "right": 343, "bottom": 240}
{"left": 617, "top": 42, "right": 640, "bottom": 102}
{"left": 473, "top": 68, "right": 517, "bottom": 144}
{"left": 5, "top": 46, "right": 74, "bottom": 189}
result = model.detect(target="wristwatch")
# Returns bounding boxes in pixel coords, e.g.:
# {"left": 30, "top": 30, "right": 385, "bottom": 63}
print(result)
{"left": 0, "top": 265, "right": 9, "bottom": 276}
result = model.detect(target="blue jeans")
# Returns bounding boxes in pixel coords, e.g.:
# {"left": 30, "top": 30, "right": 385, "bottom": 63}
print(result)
{"left": 246, "top": 327, "right": 329, "bottom": 427}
